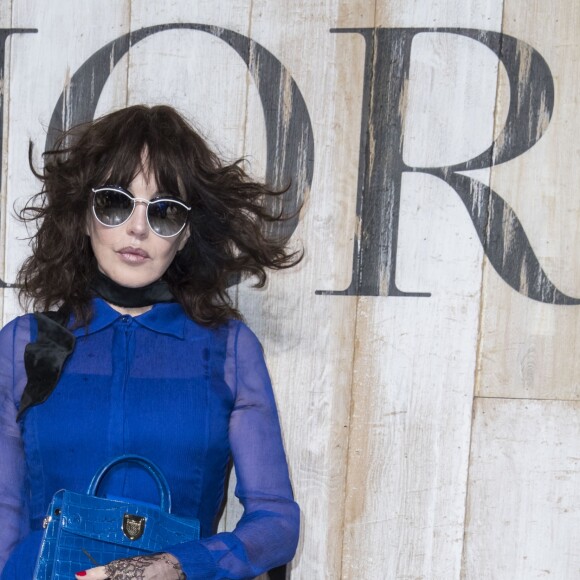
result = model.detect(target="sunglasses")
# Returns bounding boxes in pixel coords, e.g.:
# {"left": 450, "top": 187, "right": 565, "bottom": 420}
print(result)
{"left": 91, "top": 185, "right": 191, "bottom": 238}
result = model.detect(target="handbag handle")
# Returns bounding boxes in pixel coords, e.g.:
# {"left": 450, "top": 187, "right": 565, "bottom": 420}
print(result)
{"left": 87, "top": 454, "right": 172, "bottom": 512}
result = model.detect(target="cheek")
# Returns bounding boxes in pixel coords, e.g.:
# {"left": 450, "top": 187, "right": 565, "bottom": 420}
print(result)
{"left": 160, "top": 242, "right": 182, "bottom": 269}
{"left": 162, "top": 230, "right": 189, "bottom": 260}
{"left": 86, "top": 221, "right": 119, "bottom": 264}
{"left": 178, "top": 228, "right": 190, "bottom": 252}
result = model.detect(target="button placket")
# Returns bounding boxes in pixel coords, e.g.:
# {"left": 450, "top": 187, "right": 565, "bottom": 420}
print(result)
{"left": 109, "top": 317, "right": 134, "bottom": 467}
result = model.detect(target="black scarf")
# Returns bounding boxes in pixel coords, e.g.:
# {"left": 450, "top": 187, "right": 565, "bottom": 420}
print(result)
{"left": 18, "top": 274, "right": 174, "bottom": 420}
{"left": 18, "top": 310, "right": 75, "bottom": 420}
{"left": 90, "top": 270, "right": 174, "bottom": 308}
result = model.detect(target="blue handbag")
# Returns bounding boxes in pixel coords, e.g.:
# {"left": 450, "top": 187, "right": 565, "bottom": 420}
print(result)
{"left": 33, "top": 454, "right": 200, "bottom": 579}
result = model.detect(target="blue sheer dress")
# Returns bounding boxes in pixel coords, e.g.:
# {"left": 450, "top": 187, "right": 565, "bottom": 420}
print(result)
{"left": 0, "top": 298, "right": 299, "bottom": 579}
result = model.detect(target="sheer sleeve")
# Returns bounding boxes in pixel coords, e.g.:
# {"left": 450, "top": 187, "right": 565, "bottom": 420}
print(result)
{"left": 170, "top": 321, "right": 300, "bottom": 579}
{"left": 0, "top": 317, "right": 30, "bottom": 574}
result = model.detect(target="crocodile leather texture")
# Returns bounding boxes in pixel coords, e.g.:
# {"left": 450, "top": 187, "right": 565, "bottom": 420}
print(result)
{"left": 32, "top": 455, "right": 200, "bottom": 580}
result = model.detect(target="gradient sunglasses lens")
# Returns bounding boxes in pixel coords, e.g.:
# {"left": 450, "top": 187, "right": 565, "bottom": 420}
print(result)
{"left": 92, "top": 187, "right": 190, "bottom": 237}
{"left": 147, "top": 200, "right": 190, "bottom": 237}
{"left": 92, "top": 188, "right": 134, "bottom": 226}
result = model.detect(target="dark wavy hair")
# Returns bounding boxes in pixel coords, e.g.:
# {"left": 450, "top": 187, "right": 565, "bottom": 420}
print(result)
{"left": 17, "top": 104, "right": 302, "bottom": 326}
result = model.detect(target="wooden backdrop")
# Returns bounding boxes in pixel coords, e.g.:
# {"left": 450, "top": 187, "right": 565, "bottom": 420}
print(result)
{"left": 1, "top": 1, "right": 579, "bottom": 578}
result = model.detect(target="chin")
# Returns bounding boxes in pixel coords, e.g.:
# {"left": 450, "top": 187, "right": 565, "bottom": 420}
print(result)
{"left": 120, "top": 278, "right": 157, "bottom": 288}
{"left": 105, "top": 270, "right": 159, "bottom": 289}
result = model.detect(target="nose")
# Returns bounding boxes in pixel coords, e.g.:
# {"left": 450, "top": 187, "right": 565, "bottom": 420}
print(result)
{"left": 126, "top": 201, "right": 149, "bottom": 238}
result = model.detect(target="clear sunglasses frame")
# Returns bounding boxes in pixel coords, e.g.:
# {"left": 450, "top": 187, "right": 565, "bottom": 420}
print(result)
{"left": 91, "top": 185, "right": 191, "bottom": 238}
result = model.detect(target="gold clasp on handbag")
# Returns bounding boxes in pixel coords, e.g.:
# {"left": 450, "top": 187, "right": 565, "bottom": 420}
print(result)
{"left": 122, "top": 513, "right": 146, "bottom": 540}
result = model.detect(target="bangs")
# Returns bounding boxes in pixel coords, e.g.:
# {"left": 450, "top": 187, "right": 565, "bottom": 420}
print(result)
{"left": 146, "top": 144, "right": 188, "bottom": 199}
{"left": 77, "top": 106, "right": 187, "bottom": 197}
{"left": 95, "top": 140, "right": 146, "bottom": 189}
{"left": 92, "top": 128, "right": 186, "bottom": 199}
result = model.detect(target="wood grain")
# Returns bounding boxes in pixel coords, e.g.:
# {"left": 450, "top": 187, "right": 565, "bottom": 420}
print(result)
{"left": 463, "top": 397, "right": 580, "bottom": 579}
{"left": 341, "top": 2, "right": 504, "bottom": 578}
{"left": 478, "top": 0, "right": 580, "bottom": 401}
{"left": 237, "top": 2, "right": 374, "bottom": 577}
{"left": 0, "top": 0, "right": 13, "bottom": 321}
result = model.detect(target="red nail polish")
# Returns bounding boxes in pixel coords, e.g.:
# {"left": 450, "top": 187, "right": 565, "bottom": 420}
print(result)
{"left": 76, "top": 572, "right": 87, "bottom": 577}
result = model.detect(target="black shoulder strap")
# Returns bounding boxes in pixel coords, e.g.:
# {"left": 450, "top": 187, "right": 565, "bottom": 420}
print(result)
{"left": 17, "top": 309, "right": 76, "bottom": 420}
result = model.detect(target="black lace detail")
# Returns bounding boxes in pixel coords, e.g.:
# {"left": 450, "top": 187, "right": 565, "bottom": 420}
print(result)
{"left": 103, "top": 553, "right": 186, "bottom": 579}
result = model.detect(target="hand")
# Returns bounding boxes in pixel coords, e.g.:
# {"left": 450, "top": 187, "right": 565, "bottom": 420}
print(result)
{"left": 75, "top": 552, "right": 186, "bottom": 579}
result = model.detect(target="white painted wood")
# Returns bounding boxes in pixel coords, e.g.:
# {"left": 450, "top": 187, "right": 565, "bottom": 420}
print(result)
{"left": 463, "top": 398, "right": 580, "bottom": 579}
{"left": 340, "top": 192, "right": 483, "bottom": 579}
{"left": 379, "top": 0, "right": 504, "bottom": 28}
{"left": 126, "top": 0, "right": 255, "bottom": 163}
{"left": 341, "top": 2, "right": 505, "bottom": 579}
{"left": 3, "top": 0, "right": 131, "bottom": 324}
{"left": 0, "top": 0, "right": 13, "bottom": 322}
{"left": 478, "top": 0, "right": 580, "bottom": 400}
{"left": 237, "top": 2, "right": 374, "bottom": 578}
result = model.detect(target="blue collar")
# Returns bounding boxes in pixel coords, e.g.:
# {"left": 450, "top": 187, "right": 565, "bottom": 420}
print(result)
{"left": 72, "top": 298, "right": 187, "bottom": 339}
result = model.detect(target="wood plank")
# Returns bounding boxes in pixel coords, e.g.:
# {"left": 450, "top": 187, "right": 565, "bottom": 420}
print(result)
{"left": 341, "top": 2, "right": 505, "bottom": 578}
{"left": 237, "top": 2, "right": 374, "bottom": 578}
{"left": 127, "top": 0, "right": 254, "bottom": 160}
{"left": 126, "top": 0, "right": 255, "bottom": 543}
{"left": 0, "top": 0, "right": 13, "bottom": 322}
{"left": 3, "top": 0, "right": 130, "bottom": 323}
{"left": 463, "top": 397, "right": 580, "bottom": 578}
{"left": 478, "top": 0, "right": 580, "bottom": 400}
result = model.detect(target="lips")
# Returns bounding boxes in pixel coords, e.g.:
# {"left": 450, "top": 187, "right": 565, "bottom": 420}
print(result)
{"left": 117, "top": 247, "right": 151, "bottom": 263}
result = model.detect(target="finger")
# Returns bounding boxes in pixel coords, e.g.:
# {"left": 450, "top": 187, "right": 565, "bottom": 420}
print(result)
{"left": 75, "top": 565, "right": 109, "bottom": 579}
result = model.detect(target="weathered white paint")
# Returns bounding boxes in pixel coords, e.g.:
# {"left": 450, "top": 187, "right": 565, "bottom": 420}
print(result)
{"left": 237, "top": 2, "right": 374, "bottom": 577}
{"left": 463, "top": 398, "right": 580, "bottom": 579}
{"left": 0, "top": 0, "right": 13, "bottom": 321}
{"left": 340, "top": 3, "right": 504, "bottom": 578}
{"left": 478, "top": 0, "right": 580, "bottom": 401}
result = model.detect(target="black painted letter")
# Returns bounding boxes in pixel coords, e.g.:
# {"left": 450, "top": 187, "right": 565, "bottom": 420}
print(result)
{"left": 319, "top": 27, "right": 579, "bottom": 304}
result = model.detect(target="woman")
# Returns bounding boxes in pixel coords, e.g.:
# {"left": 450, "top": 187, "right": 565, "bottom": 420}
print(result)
{"left": 0, "top": 105, "right": 301, "bottom": 579}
